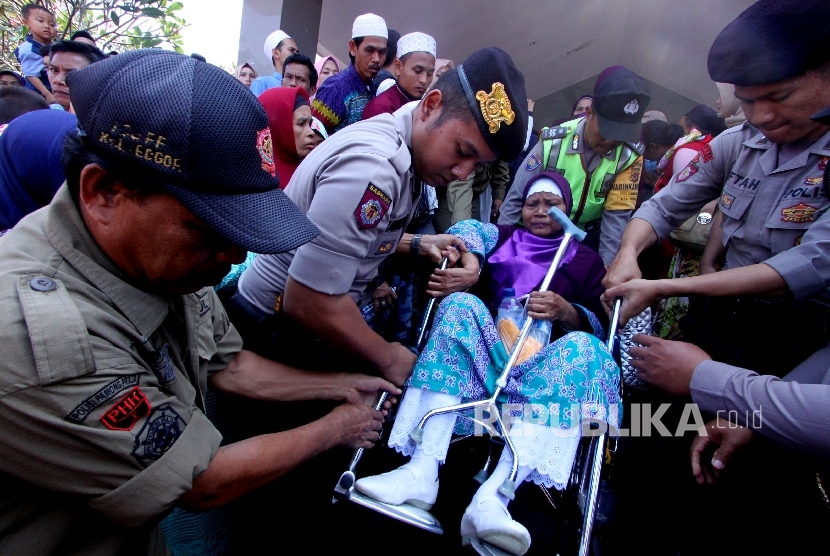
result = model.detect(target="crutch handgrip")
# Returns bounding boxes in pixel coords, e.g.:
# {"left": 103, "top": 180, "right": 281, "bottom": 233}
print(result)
{"left": 548, "top": 206, "right": 587, "bottom": 243}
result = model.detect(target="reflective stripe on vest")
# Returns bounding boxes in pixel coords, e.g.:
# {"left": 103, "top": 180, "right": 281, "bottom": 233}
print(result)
{"left": 541, "top": 123, "right": 637, "bottom": 227}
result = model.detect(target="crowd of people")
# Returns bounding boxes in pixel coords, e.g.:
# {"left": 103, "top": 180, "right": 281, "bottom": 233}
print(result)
{"left": 0, "top": 0, "right": 829, "bottom": 555}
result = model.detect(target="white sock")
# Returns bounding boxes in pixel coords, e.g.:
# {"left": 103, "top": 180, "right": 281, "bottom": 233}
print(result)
{"left": 401, "top": 446, "right": 440, "bottom": 483}
{"left": 473, "top": 446, "right": 532, "bottom": 509}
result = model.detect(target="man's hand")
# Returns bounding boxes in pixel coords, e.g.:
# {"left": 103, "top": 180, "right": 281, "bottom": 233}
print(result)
{"left": 627, "top": 335, "right": 711, "bottom": 396}
{"left": 377, "top": 342, "right": 417, "bottom": 387}
{"left": 426, "top": 251, "right": 480, "bottom": 297}
{"left": 373, "top": 281, "right": 397, "bottom": 311}
{"left": 337, "top": 373, "right": 401, "bottom": 412}
{"left": 526, "top": 291, "right": 581, "bottom": 329}
{"left": 602, "top": 250, "right": 642, "bottom": 290}
{"left": 420, "top": 234, "right": 467, "bottom": 265}
{"left": 491, "top": 199, "right": 503, "bottom": 221}
{"left": 601, "top": 279, "right": 664, "bottom": 327}
{"left": 328, "top": 404, "right": 385, "bottom": 449}
{"left": 691, "top": 417, "right": 753, "bottom": 484}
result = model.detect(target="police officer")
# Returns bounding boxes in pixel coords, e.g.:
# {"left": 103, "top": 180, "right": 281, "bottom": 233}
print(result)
{"left": 604, "top": 0, "right": 830, "bottom": 377}
{"left": 0, "top": 50, "right": 399, "bottom": 553}
{"left": 499, "top": 65, "right": 650, "bottom": 265}
{"left": 235, "top": 47, "right": 529, "bottom": 386}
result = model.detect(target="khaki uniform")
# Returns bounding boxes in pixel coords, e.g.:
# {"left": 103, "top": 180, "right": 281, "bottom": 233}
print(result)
{"left": 635, "top": 122, "right": 830, "bottom": 300}
{"left": 238, "top": 103, "right": 420, "bottom": 313}
{"left": 433, "top": 160, "right": 510, "bottom": 233}
{"left": 0, "top": 186, "right": 242, "bottom": 554}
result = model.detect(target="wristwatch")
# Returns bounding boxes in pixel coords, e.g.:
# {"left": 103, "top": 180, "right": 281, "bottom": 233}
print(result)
{"left": 411, "top": 234, "right": 422, "bottom": 259}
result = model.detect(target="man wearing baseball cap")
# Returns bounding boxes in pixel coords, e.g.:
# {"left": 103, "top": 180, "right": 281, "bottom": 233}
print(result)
{"left": 312, "top": 13, "right": 388, "bottom": 134}
{"left": 0, "top": 49, "right": 399, "bottom": 553}
{"left": 499, "top": 65, "right": 651, "bottom": 265}
{"left": 250, "top": 29, "right": 298, "bottom": 97}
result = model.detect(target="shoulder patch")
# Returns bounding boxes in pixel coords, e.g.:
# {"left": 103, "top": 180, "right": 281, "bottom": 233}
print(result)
{"left": 541, "top": 126, "right": 568, "bottom": 141}
{"left": 100, "top": 386, "right": 151, "bottom": 431}
{"left": 131, "top": 405, "right": 186, "bottom": 467}
{"left": 354, "top": 183, "right": 392, "bottom": 229}
{"left": 65, "top": 374, "right": 140, "bottom": 424}
{"left": 525, "top": 152, "right": 542, "bottom": 171}
{"left": 676, "top": 156, "right": 700, "bottom": 183}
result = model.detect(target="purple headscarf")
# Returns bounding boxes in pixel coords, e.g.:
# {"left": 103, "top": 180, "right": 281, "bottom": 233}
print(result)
{"left": 487, "top": 172, "right": 577, "bottom": 298}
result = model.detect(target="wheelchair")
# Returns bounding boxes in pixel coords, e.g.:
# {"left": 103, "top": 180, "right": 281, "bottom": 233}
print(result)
{"left": 334, "top": 209, "right": 630, "bottom": 556}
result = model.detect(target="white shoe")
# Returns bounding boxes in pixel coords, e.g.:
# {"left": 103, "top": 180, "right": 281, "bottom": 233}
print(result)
{"left": 460, "top": 499, "right": 531, "bottom": 556}
{"left": 354, "top": 466, "right": 438, "bottom": 510}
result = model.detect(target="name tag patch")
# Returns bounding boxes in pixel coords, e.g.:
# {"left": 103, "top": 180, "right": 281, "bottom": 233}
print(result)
{"left": 100, "top": 386, "right": 151, "bottom": 431}
{"left": 65, "top": 374, "right": 140, "bottom": 424}
{"left": 131, "top": 405, "right": 186, "bottom": 467}
{"left": 781, "top": 203, "right": 818, "bottom": 223}
{"left": 355, "top": 183, "right": 391, "bottom": 229}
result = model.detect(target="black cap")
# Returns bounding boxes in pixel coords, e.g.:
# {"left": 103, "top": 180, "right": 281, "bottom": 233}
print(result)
{"left": 685, "top": 104, "right": 727, "bottom": 136}
{"left": 592, "top": 66, "right": 651, "bottom": 143}
{"left": 456, "top": 47, "right": 528, "bottom": 161}
{"left": 811, "top": 106, "right": 830, "bottom": 126}
{"left": 67, "top": 49, "right": 319, "bottom": 255}
{"left": 708, "top": 0, "right": 830, "bottom": 87}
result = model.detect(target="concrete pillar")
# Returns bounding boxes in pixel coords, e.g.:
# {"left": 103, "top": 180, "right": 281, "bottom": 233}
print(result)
{"left": 238, "top": 0, "right": 322, "bottom": 76}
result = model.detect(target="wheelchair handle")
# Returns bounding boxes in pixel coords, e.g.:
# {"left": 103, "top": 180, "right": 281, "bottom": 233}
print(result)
{"left": 548, "top": 206, "right": 587, "bottom": 243}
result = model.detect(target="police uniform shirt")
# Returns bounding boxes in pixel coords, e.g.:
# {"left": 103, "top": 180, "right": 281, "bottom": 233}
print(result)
{"left": 635, "top": 123, "right": 830, "bottom": 300}
{"left": 0, "top": 186, "right": 242, "bottom": 554}
{"left": 238, "top": 102, "right": 420, "bottom": 313}
{"left": 691, "top": 341, "right": 830, "bottom": 458}
{"left": 499, "top": 118, "right": 642, "bottom": 264}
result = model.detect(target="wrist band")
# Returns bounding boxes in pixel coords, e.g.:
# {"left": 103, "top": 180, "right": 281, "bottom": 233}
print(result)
{"left": 411, "top": 234, "right": 422, "bottom": 258}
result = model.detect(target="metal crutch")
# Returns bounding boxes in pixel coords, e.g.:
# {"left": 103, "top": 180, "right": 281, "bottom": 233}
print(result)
{"left": 576, "top": 297, "right": 622, "bottom": 556}
{"left": 331, "top": 258, "right": 450, "bottom": 534}
{"left": 408, "top": 206, "right": 587, "bottom": 501}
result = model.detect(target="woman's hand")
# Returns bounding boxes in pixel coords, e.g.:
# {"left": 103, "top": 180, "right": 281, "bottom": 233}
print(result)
{"left": 526, "top": 291, "right": 581, "bottom": 329}
{"left": 427, "top": 252, "right": 480, "bottom": 297}
{"left": 372, "top": 281, "right": 397, "bottom": 311}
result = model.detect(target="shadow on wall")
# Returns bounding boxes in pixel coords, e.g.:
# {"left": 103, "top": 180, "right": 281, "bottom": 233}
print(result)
{"left": 533, "top": 73, "right": 703, "bottom": 129}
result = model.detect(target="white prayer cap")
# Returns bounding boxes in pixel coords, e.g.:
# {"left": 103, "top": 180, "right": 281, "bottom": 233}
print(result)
{"left": 263, "top": 30, "right": 292, "bottom": 62}
{"left": 352, "top": 13, "right": 387, "bottom": 39}
{"left": 397, "top": 32, "right": 436, "bottom": 58}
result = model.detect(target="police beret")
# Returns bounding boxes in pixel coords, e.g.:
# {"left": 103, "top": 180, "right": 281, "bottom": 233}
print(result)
{"left": 685, "top": 104, "right": 727, "bottom": 136}
{"left": 67, "top": 49, "right": 319, "bottom": 255}
{"left": 456, "top": 47, "right": 528, "bottom": 161}
{"left": 708, "top": 0, "right": 830, "bottom": 87}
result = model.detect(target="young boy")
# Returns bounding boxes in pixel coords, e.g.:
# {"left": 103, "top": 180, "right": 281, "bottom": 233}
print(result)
{"left": 13, "top": 4, "right": 57, "bottom": 103}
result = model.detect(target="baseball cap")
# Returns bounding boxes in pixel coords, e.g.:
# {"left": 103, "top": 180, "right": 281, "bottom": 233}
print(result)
{"left": 67, "top": 49, "right": 319, "bottom": 254}
{"left": 592, "top": 66, "right": 651, "bottom": 143}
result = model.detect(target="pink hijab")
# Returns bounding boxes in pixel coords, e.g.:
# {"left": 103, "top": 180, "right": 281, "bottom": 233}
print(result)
{"left": 314, "top": 56, "right": 340, "bottom": 77}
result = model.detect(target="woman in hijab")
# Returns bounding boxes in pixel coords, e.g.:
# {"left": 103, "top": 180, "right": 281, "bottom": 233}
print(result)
{"left": 258, "top": 86, "right": 316, "bottom": 187}
{"left": 355, "top": 172, "right": 618, "bottom": 556}
{"left": 313, "top": 55, "right": 340, "bottom": 89}
{"left": 715, "top": 82, "right": 747, "bottom": 128}
{"left": 572, "top": 94, "right": 593, "bottom": 117}
{"left": 234, "top": 63, "right": 257, "bottom": 88}
{"left": 0, "top": 109, "right": 77, "bottom": 231}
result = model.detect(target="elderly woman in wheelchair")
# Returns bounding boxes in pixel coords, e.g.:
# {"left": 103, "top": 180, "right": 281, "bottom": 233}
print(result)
{"left": 355, "top": 173, "right": 621, "bottom": 555}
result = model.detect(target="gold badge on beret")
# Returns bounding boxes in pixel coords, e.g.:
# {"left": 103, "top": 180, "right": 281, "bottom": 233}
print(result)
{"left": 475, "top": 82, "right": 514, "bottom": 134}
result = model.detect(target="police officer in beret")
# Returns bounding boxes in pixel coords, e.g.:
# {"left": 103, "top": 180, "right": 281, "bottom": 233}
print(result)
{"left": 0, "top": 49, "right": 401, "bottom": 553}
{"left": 226, "top": 47, "right": 528, "bottom": 550}
{"left": 604, "top": 0, "right": 830, "bottom": 377}
{"left": 499, "top": 65, "right": 650, "bottom": 265}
